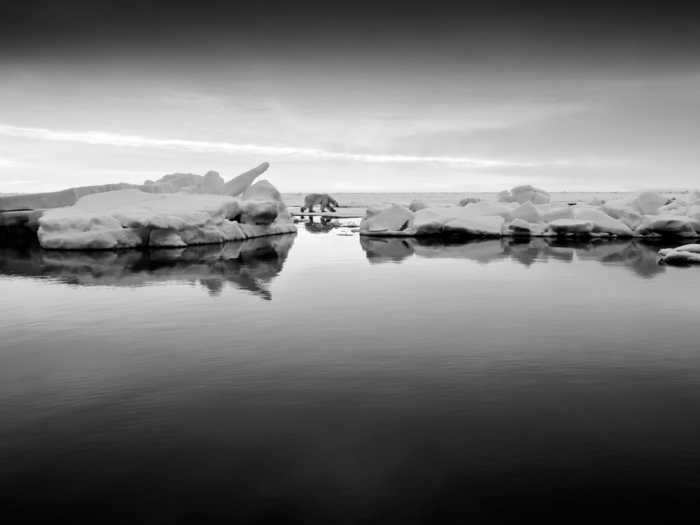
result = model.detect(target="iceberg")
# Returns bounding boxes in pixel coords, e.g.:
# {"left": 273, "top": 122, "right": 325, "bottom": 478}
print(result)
{"left": 37, "top": 179, "right": 295, "bottom": 250}
{"left": 0, "top": 162, "right": 270, "bottom": 212}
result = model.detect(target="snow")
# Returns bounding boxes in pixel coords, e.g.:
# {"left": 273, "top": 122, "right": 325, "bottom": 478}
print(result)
{"left": 632, "top": 191, "right": 669, "bottom": 215}
{"left": 511, "top": 201, "right": 542, "bottom": 223}
{"left": 445, "top": 214, "right": 504, "bottom": 237}
{"left": 658, "top": 244, "right": 700, "bottom": 264}
{"left": 37, "top": 180, "right": 296, "bottom": 250}
{"left": 548, "top": 218, "right": 594, "bottom": 235}
{"left": 637, "top": 215, "right": 697, "bottom": 237}
{"left": 359, "top": 205, "right": 414, "bottom": 235}
{"left": 572, "top": 206, "right": 634, "bottom": 236}
{"left": 498, "top": 185, "right": 551, "bottom": 205}
{"left": 0, "top": 162, "right": 271, "bottom": 212}
{"left": 408, "top": 199, "right": 428, "bottom": 212}
{"left": 687, "top": 203, "right": 700, "bottom": 223}
{"left": 412, "top": 208, "right": 450, "bottom": 235}
{"left": 225, "top": 162, "right": 271, "bottom": 196}
{"left": 601, "top": 199, "right": 644, "bottom": 229}
{"left": 507, "top": 218, "right": 548, "bottom": 237}
{"left": 458, "top": 197, "right": 481, "bottom": 206}
{"left": 361, "top": 206, "right": 504, "bottom": 237}
{"left": 359, "top": 188, "right": 700, "bottom": 240}
{"left": 456, "top": 201, "right": 515, "bottom": 220}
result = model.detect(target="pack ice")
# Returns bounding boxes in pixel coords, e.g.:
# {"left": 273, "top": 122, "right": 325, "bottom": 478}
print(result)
{"left": 360, "top": 187, "right": 700, "bottom": 240}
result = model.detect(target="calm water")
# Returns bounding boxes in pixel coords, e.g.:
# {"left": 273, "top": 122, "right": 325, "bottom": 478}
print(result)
{"left": 2, "top": 228, "right": 700, "bottom": 523}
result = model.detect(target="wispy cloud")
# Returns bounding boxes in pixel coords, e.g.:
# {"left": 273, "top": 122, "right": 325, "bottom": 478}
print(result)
{"left": 0, "top": 156, "right": 24, "bottom": 168}
{"left": 0, "top": 123, "right": 589, "bottom": 168}
{"left": 1, "top": 179, "right": 37, "bottom": 185}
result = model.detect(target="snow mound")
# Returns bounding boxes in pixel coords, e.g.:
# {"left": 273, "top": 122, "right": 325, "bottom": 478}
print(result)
{"left": 548, "top": 218, "right": 594, "bottom": 235}
{"left": 572, "top": 206, "right": 634, "bottom": 236}
{"left": 540, "top": 204, "right": 575, "bottom": 222}
{"left": 507, "top": 218, "right": 548, "bottom": 237}
{"left": 637, "top": 215, "right": 697, "bottom": 237}
{"left": 458, "top": 197, "right": 481, "bottom": 206}
{"left": 37, "top": 181, "right": 295, "bottom": 250}
{"left": 408, "top": 199, "right": 428, "bottom": 212}
{"left": 361, "top": 206, "right": 503, "bottom": 237}
{"left": 658, "top": 244, "right": 700, "bottom": 265}
{"left": 632, "top": 191, "right": 668, "bottom": 215}
{"left": 511, "top": 201, "right": 542, "bottom": 223}
{"left": 360, "top": 205, "right": 414, "bottom": 235}
{"left": 498, "top": 185, "right": 551, "bottom": 204}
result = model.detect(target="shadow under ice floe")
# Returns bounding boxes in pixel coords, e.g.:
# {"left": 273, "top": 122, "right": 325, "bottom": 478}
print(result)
{"left": 0, "top": 234, "right": 295, "bottom": 299}
{"left": 360, "top": 237, "right": 678, "bottom": 278}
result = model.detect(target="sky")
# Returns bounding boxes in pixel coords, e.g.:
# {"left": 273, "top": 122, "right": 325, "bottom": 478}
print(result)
{"left": 2, "top": 1, "right": 700, "bottom": 193}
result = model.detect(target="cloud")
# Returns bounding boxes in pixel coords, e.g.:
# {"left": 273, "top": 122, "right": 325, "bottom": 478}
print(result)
{"left": 0, "top": 156, "right": 23, "bottom": 168}
{"left": 0, "top": 123, "right": 587, "bottom": 169}
{"left": 1, "top": 179, "right": 37, "bottom": 185}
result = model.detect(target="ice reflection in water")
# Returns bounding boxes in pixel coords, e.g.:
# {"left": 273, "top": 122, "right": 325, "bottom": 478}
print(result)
{"left": 2, "top": 229, "right": 700, "bottom": 523}
{"left": 360, "top": 236, "right": 675, "bottom": 278}
{"left": 0, "top": 233, "right": 296, "bottom": 299}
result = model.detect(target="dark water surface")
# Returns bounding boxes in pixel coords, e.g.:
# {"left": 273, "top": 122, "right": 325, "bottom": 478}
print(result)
{"left": 2, "top": 229, "right": 700, "bottom": 523}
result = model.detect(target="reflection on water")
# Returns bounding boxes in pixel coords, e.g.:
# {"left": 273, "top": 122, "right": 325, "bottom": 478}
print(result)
{"left": 3, "top": 230, "right": 700, "bottom": 523}
{"left": 361, "top": 236, "right": 674, "bottom": 278}
{"left": 303, "top": 216, "right": 336, "bottom": 234}
{"left": 0, "top": 234, "right": 295, "bottom": 299}
{"left": 300, "top": 216, "right": 360, "bottom": 234}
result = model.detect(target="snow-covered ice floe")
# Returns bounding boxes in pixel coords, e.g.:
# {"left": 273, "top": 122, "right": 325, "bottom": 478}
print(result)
{"left": 657, "top": 244, "right": 700, "bottom": 265}
{"left": 360, "top": 186, "right": 700, "bottom": 240}
{"left": 38, "top": 179, "right": 296, "bottom": 250}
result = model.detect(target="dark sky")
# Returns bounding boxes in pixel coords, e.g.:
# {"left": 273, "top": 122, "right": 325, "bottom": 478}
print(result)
{"left": 2, "top": 1, "right": 700, "bottom": 192}
{"left": 3, "top": 1, "right": 700, "bottom": 62}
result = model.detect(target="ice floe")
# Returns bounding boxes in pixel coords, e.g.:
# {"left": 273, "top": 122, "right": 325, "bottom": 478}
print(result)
{"left": 360, "top": 186, "right": 700, "bottom": 240}
{"left": 658, "top": 244, "right": 700, "bottom": 265}
{"left": 37, "top": 179, "right": 295, "bottom": 250}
